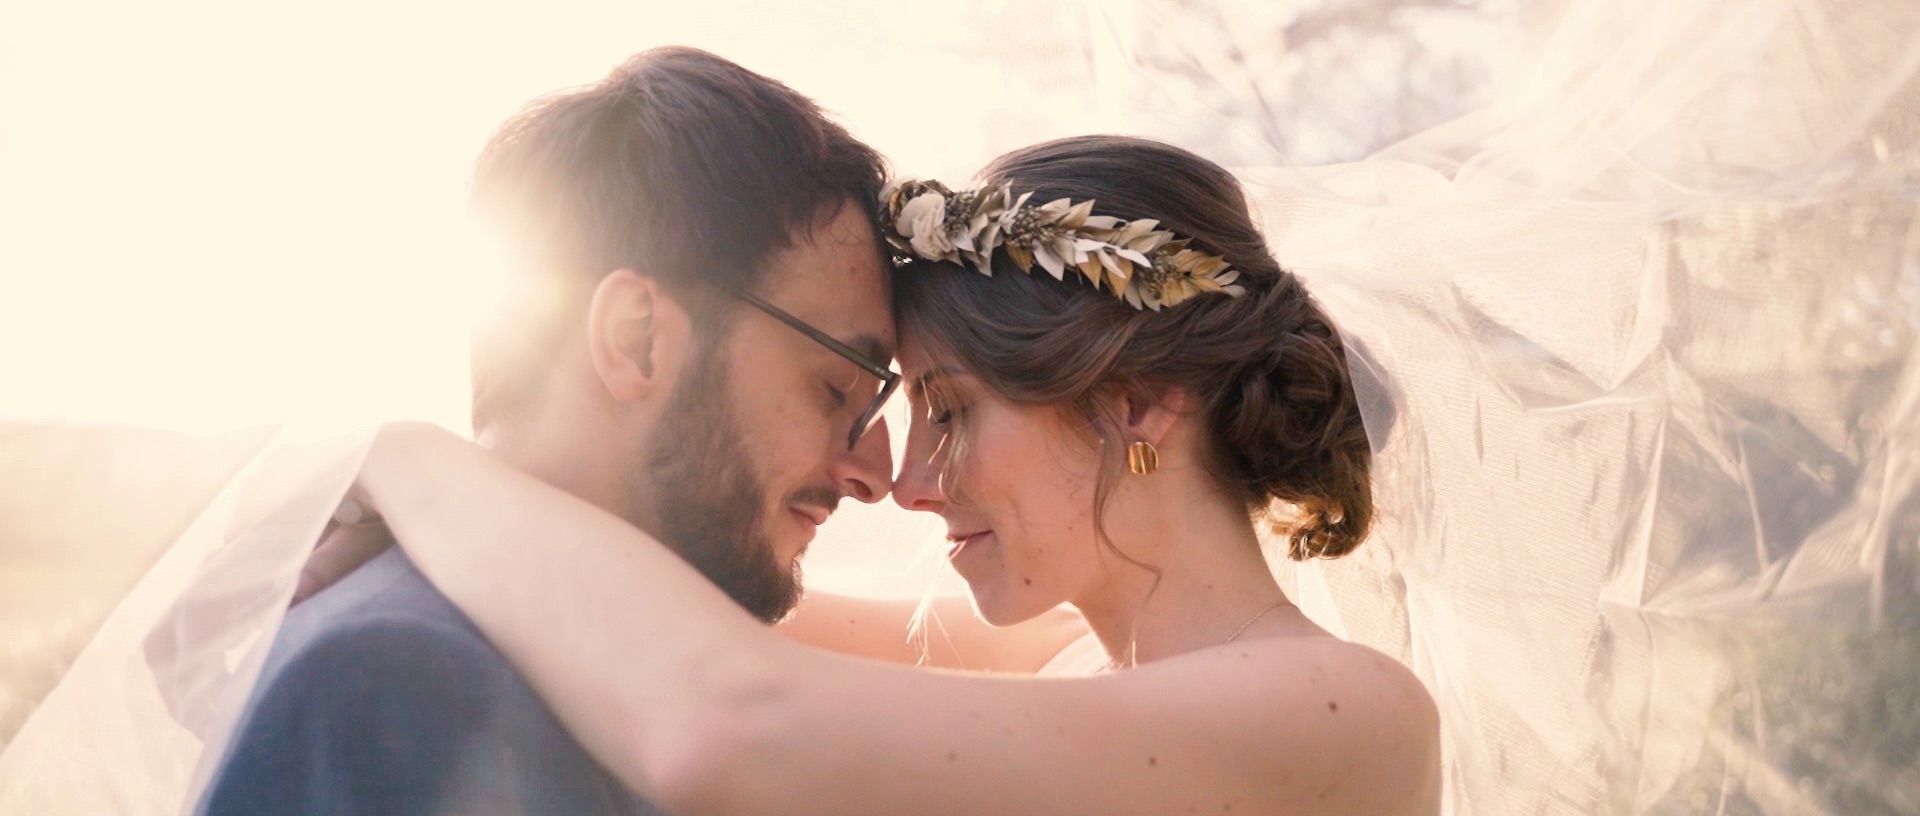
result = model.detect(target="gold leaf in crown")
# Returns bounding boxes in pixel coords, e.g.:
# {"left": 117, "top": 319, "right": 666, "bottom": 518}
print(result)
{"left": 880, "top": 179, "right": 1247, "bottom": 311}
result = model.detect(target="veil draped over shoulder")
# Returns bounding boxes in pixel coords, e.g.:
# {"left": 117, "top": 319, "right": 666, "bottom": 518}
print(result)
{"left": 2, "top": 0, "right": 1915, "bottom": 813}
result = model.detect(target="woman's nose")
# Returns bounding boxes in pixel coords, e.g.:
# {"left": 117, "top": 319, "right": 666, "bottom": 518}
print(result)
{"left": 890, "top": 446, "right": 946, "bottom": 513}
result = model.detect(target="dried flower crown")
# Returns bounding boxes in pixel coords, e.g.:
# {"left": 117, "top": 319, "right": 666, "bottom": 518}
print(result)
{"left": 881, "top": 179, "right": 1247, "bottom": 311}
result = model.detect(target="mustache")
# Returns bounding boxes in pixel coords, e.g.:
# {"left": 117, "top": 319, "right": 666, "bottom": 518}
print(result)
{"left": 788, "top": 485, "right": 842, "bottom": 516}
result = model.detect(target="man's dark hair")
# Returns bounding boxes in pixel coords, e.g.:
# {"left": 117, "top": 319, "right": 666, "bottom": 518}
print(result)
{"left": 467, "top": 46, "right": 887, "bottom": 431}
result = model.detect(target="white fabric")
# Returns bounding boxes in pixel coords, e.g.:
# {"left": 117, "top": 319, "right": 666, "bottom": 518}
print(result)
{"left": 1228, "top": 1, "right": 1919, "bottom": 812}
{"left": 3, "top": 0, "right": 1915, "bottom": 813}
{"left": 0, "top": 428, "right": 372, "bottom": 812}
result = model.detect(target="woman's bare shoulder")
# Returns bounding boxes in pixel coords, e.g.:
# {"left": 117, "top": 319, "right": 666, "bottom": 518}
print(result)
{"left": 1144, "top": 635, "right": 1441, "bottom": 814}
{"left": 1252, "top": 634, "right": 1433, "bottom": 710}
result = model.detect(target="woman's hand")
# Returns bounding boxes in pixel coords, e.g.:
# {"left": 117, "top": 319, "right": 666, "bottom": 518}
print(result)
{"left": 290, "top": 519, "right": 393, "bottom": 605}
{"left": 287, "top": 422, "right": 457, "bottom": 606}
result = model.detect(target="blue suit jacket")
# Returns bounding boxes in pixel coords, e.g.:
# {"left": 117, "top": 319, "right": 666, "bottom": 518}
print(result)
{"left": 196, "top": 548, "right": 664, "bottom": 815}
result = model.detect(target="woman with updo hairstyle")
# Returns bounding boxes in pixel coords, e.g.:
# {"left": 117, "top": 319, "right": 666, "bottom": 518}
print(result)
{"left": 893, "top": 135, "right": 1377, "bottom": 567}
{"left": 344, "top": 134, "right": 1441, "bottom": 814}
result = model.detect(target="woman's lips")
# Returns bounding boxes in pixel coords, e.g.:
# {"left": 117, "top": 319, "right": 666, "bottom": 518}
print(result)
{"left": 946, "top": 530, "right": 991, "bottom": 560}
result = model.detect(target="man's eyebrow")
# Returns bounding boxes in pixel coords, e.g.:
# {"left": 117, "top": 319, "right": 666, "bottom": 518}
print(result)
{"left": 808, "top": 330, "right": 892, "bottom": 374}
{"left": 846, "top": 333, "right": 892, "bottom": 365}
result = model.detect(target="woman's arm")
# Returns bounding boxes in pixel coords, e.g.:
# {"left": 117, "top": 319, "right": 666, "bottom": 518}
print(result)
{"left": 354, "top": 422, "right": 778, "bottom": 798}
{"left": 777, "top": 592, "right": 1086, "bottom": 672}
{"left": 359, "top": 423, "right": 1439, "bottom": 816}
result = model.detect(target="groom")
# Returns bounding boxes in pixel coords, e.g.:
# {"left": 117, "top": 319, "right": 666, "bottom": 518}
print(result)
{"left": 196, "top": 48, "right": 899, "bottom": 814}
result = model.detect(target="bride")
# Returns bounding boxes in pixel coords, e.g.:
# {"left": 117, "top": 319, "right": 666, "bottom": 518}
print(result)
{"left": 346, "top": 134, "right": 1442, "bottom": 815}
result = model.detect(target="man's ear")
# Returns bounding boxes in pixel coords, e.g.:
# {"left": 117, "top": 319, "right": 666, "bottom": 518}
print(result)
{"left": 585, "top": 269, "right": 694, "bottom": 403}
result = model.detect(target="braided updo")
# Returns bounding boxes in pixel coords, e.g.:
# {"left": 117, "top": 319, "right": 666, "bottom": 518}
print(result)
{"left": 892, "top": 135, "right": 1377, "bottom": 559}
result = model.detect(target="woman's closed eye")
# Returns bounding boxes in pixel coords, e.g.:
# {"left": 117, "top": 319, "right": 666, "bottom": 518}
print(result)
{"left": 910, "top": 370, "right": 972, "bottom": 429}
{"left": 925, "top": 389, "right": 964, "bottom": 427}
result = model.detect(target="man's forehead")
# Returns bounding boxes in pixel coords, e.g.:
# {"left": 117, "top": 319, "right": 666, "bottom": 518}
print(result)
{"left": 799, "top": 274, "right": 895, "bottom": 363}
{"left": 757, "top": 206, "right": 896, "bottom": 357}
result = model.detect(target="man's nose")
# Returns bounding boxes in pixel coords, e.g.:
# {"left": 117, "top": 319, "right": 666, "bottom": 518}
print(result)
{"left": 831, "top": 417, "right": 893, "bottom": 504}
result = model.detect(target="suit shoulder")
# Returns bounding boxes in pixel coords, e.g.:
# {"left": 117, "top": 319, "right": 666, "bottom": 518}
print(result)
{"left": 275, "top": 548, "right": 502, "bottom": 657}
{"left": 257, "top": 551, "right": 520, "bottom": 711}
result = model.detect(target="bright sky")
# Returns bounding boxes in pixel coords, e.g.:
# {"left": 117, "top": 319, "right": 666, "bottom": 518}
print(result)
{"left": 0, "top": 1, "right": 1108, "bottom": 434}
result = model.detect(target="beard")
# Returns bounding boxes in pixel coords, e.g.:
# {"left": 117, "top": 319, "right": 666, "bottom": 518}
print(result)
{"left": 635, "top": 347, "right": 804, "bottom": 623}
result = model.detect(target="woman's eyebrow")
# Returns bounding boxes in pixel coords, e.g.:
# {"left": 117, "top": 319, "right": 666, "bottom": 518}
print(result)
{"left": 907, "top": 368, "right": 959, "bottom": 401}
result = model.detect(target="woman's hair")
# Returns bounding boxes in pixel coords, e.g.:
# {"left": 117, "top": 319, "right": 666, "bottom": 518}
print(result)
{"left": 893, "top": 135, "right": 1376, "bottom": 560}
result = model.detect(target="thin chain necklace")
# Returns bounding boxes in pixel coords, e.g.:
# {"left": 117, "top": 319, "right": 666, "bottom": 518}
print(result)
{"left": 1223, "top": 599, "right": 1292, "bottom": 645}
{"left": 1099, "top": 599, "right": 1295, "bottom": 673}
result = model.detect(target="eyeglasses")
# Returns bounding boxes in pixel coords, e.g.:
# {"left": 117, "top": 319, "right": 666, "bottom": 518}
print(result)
{"left": 732, "top": 288, "right": 901, "bottom": 450}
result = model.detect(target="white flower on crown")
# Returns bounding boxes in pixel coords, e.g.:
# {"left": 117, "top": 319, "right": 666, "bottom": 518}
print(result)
{"left": 894, "top": 190, "right": 957, "bottom": 262}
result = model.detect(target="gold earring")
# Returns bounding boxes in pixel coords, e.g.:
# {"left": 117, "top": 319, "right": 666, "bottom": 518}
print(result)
{"left": 1126, "top": 440, "right": 1159, "bottom": 475}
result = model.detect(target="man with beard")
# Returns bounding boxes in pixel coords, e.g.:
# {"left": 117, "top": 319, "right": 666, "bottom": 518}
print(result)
{"left": 196, "top": 47, "right": 898, "bottom": 815}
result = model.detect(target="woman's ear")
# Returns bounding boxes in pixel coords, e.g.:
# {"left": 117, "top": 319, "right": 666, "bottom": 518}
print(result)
{"left": 1123, "top": 384, "right": 1195, "bottom": 447}
{"left": 585, "top": 269, "right": 694, "bottom": 403}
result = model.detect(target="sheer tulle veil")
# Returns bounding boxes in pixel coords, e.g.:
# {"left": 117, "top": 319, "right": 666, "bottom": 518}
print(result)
{"left": 3, "top": 0, "right": 1914, "bottom": 812}
{"left": 1234, "top": 0, "right": 1919, "bottom": 811}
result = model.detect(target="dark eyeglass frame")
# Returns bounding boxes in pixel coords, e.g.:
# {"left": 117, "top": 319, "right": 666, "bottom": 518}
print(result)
{"left": 732, "top": 288, "right": 901, "bottom": 450}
